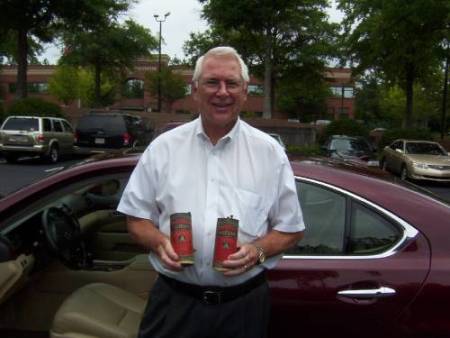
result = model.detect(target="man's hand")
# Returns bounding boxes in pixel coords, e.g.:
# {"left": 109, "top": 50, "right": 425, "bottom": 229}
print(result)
{"left": 155, "top": 236, "right": 183, "bottom": 271}
{"left": 221, "top": 243, "right": 259, "bottom": 276}
{"left": 220, "top": 229, "right": 304, "bottom": 276}
{"left": 127, "top": 216, "right": 183, "bottom": 271}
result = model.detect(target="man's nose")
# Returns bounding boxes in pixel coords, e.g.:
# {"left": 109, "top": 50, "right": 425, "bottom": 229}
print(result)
{"left": 216, "top": 81, "right": 229, "bottom": 96}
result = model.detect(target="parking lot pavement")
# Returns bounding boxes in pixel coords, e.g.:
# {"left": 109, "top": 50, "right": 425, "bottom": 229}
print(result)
{"left": 0, "top": 156, "right": 84, "bottom": 196}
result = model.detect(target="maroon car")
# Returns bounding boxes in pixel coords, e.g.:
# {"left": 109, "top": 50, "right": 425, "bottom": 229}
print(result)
{"left": 0, "top": 155, "right": 449, "bottom": 338}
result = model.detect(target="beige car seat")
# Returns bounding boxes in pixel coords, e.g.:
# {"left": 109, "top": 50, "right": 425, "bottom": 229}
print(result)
{"left": 50, "top": 283, "right": 146, "bottom": 338}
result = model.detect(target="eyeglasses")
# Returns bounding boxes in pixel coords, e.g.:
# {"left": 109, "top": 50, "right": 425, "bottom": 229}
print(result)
{"left": 199, "top": 79, "right": 244, "bottom": 93}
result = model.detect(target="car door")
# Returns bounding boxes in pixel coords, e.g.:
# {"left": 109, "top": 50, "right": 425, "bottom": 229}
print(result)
{"left": 389, "top": 140, "right": 405, "bottom": 173}
{"left": 61, "top": 120, "right": 75, "bottom": 154}
{"left": 52, "top": 119, "right": 66, "bottom": 151}
{"left": 268, "top": 179, "right": 430, "bottom": 338}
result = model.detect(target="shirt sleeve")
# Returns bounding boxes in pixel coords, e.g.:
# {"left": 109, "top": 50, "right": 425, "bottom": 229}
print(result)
{"left": 117, "top": 146, "right": 161, "bottom": 225}
{"left": 268, "top": 157, "right": 305, "bottom": 233}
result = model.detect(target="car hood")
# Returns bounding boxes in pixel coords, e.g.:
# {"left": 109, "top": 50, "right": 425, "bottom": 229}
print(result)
{"left": 407, "top": 154, "right": 450, "bottom": 165}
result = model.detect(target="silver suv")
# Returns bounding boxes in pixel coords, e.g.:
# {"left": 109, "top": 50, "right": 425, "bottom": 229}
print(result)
{"left": 0, "top": 116, "right": 75, "bottom": 163}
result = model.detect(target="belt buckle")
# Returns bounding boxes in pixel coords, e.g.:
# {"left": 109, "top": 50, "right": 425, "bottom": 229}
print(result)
{"left": 202, "top": 290, "right": 222, "bottom": 305}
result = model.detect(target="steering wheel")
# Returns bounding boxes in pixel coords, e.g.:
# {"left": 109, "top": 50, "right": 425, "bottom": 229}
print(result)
{"left": 42, "top": 206, "right": 90, "bottom": 269}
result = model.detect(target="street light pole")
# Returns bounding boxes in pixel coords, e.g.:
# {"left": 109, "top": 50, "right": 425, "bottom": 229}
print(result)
{"left": 153, "top": 12, "right": 170, "bottom": 112}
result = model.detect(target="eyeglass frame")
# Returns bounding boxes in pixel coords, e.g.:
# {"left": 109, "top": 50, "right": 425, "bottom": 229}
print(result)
{"left": 196, "top": 78, "right": 247, "bottom": 94}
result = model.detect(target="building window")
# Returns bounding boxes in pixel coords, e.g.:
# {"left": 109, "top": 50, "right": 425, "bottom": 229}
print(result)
{"left": 248, "top": 84, "right": 264, "bottom": 96}
{"left": 330, "top": 86, "right": 354, "bottom": 98}
{"left": 122, "top": 79, "right": 144, "bottom": 99}
{"left": 9, "top": 82, "right": 48, "bottom": 94}
{"left": 186, "top": 84, "right": 192, "bottom": 95}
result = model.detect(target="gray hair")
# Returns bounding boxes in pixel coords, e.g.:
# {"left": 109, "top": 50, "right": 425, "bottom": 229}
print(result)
{"left": 192, "top": 46, "right": 249, "bottom": 85}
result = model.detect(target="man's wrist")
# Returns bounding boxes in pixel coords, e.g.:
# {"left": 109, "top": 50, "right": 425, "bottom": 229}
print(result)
{"left": 253, "top": 244, "right": 266, "bottom": 265}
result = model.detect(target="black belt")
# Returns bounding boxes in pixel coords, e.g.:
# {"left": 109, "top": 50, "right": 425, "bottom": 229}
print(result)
{"left": 159, "top": 272, "right": 266, "bottom": 305}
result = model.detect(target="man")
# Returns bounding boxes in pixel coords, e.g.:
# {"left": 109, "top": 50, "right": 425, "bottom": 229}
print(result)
{"left": 117, "top": 46, "right": 304, "bottom": 338}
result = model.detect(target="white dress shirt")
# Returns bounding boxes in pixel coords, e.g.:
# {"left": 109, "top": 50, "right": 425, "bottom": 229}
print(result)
{"left": 118, "top": 117, "right": 304, "bottom": 286}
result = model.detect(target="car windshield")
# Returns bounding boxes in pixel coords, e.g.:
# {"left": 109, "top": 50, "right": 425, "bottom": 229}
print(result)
{"left": 331, "top": 138, "right": 371, "bottom": 154}
{"left": 77, "top": 115, "right": 125, "bottom": 132}
{"left": 405, "top": 142, "right": 446, "bottom": 155}
{"left": 2, "top": 117, "right": 39, "bottom": 131}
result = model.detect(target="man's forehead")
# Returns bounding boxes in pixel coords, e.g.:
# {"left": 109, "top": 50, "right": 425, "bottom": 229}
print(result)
{"left": 201, "top": 55, "right": 242, "bottom": 78}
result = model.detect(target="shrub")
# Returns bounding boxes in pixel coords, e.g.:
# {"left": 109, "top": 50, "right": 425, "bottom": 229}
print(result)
{"left": 379, "top": 128, "right": 432, "bottom": 150}
{"left": 7, "top": 97, "right": 64, "bottom": 118}
{"left": 320, "top": 118, "right": 369, "bottom": 144}
{"left": 287, "top": 144, "right": 323, "bottom": 156}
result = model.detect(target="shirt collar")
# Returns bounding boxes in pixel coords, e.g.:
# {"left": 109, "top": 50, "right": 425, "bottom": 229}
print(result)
{"left": 195, "top": 116, "right": 241, "bottom": 144}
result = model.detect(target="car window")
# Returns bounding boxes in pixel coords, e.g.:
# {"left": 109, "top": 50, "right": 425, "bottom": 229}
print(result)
{"left": 53, "top": 120, "right": 63, "bottom": 132}
{"left": 43, "top": 118, "right": 52, "bottom": 132}
{"left": 77, "top": 115, "right": 125, "bottom": 133}
{"left": 286, "top": 180, "right": 403, "bottom": 256}
{"left": 2, "top": 117, "right": 39, "bottom": 131}
{"left": 390, "top": 141, "right": 403, "bottom": 150}
{"left": 349, "top": 201, "right": 402, "bottom": 255}
{"left": 287, "top": 181, "right": 346, "bottom": 255}
{"left": 405, "top": 142, "right": 446, "bottom": 155}
{"left": 62, "top": 120, "right": 73, "bottom": 133}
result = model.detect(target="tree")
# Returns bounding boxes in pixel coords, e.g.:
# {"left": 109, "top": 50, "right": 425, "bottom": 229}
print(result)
{"left": 48, "top": 65, "right": 80, "bottom": 105}
{"left": 0, "top": 0, "right": 130, "bottom": 98}
{"left": 277, "top": 69, "right": 330, "bottom": 121}
{"left": 338, "top": 0, "right": 450, "bottom": 128}
{"left": 77, "top": 68, "right": 118, "bottom": 108}
{"left": 145, "top": 67, "right": 187, "bottom": 112}
{"left": 193, "top": 0, "right": 337, "bottom": 118}
{"left": 355, "top": 67, "right": 447, "bottom": 129}
{"left": 61, "top": 20, "right": 157, "bottom": 107}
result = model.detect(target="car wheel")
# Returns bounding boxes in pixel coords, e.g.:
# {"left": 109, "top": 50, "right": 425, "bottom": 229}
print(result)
{"left": 400, "top": 165, "right": 408, "bottom": 180}
{"left": 4, "top": 153, "right": 18, "bottom": 163}
{"left": 48, "top": 145, "right": 60, "bottom": 163}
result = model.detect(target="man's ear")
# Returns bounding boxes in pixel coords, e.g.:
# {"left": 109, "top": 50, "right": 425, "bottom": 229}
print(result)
{"left": 192, "top": 82, "right": 199, "bottom": 102}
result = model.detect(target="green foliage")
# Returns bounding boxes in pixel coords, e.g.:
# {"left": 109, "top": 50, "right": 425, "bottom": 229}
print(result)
{"left": 191, "top": 0, "right": 338, "bottom": 117}
{"left": 145, "top": 68, "right": 187, "bottom": 109}
{"left": 6, "top": 98, "right": 63, "bottom": 118}
{"left": 321, "top": 118, "right": 369, "bottom": 144}
{"left": 77, "top": 69, "right": 117, "bottom": 108}
{"left": 277, "top": 69, "right": 331, "bottom": 122}
{"left": 355, "top": 70, "right": 445, "bottom": 130}
{"left": 0, "top": 0, "right": 131, "bottom": 98}
{"left": 338, "top": 0, "right": 450, "bottom": 127}
{"left": 379, "top": 128, "right": 433, "bottom": 151}
{"left": 48, "top": 65, "right": 80, "bottom": 105}
{"left": 61, "top": 19, "right": 157, "bottom": 107}
{"left": 287, "top": 144, "right": 323, "bottom": 156}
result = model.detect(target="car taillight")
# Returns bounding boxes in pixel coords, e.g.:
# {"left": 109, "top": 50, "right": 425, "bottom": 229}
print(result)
{"left": 36, "top": 134, "right": 45, "bottom": 143}
{"left": 123, "top": 132, "right": 131, "bottom": 146}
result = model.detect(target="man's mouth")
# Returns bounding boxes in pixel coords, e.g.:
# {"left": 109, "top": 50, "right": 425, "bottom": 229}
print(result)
{"left": 211, "top": 101, "right": 233, "bottom": 112}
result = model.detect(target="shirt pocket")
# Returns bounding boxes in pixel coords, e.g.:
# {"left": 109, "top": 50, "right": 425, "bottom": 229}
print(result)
{"left": 219, "top": 185, "right": 267, "bottom": 244}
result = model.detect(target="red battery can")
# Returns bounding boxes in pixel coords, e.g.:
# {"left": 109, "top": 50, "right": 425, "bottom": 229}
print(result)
{"left": 213, "top": 216, "right": 239, "bottom": 271}
{"left": 170, "top": 212, "right": 194, "bottom": 266}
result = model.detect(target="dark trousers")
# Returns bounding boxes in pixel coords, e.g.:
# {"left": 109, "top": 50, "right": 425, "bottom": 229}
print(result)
{"left": 138, "top": 275, "right": 271, "bottom": 338}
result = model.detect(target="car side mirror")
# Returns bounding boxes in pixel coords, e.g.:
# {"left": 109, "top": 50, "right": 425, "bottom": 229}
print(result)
{"left": 395, "top": 148, "right": 404, "bottom": 154}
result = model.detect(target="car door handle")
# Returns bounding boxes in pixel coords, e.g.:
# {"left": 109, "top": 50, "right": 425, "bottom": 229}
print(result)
{"left": 337, "top": 286, "right": 396, "bottom": 299}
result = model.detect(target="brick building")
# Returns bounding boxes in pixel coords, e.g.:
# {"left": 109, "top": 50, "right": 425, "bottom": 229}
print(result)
{"left": 0, "top": 56, "right": 355, "bottom": 120}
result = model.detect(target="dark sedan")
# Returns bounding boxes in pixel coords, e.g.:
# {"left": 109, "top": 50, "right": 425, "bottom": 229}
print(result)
{"left": 0, "top": 155, "right": 449, "bottom": 338}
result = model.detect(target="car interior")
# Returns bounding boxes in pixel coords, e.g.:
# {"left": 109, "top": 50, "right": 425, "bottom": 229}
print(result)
{"left": 0, "top": 173, "right": 156, "bottom": 338}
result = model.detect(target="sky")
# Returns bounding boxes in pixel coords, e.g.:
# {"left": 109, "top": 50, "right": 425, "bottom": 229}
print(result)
{"left": 40, "top": 0, "right": 344, "bottom": 64}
